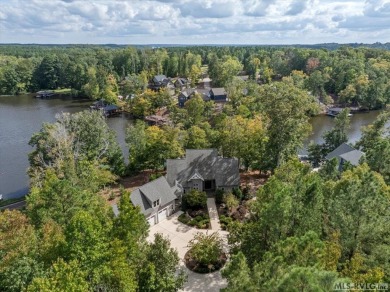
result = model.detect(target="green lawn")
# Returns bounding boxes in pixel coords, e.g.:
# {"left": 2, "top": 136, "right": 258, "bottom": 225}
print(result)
{"left": 53, "top": 88, "right": 72, "bottom": 94}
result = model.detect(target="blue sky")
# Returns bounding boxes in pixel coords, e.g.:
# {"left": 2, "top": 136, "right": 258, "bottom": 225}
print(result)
{"left": 0, "top": 0, "right": 389, "bottom": 44}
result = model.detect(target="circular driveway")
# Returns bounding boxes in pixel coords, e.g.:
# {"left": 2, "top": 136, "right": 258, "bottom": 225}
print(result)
{"left": 147, "top": 211, "right": 228, "bottom": 292}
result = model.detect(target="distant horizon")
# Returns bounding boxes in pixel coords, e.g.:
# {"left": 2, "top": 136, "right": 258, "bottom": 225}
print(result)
{"left": 1, "top": 0, "right": 390, "bottom": 45}
{"left": 1, "top": 41, "right": 389, "bottom": 47}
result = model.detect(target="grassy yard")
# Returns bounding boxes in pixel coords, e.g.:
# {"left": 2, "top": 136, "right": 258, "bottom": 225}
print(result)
{"left": 53, "top": 88, "right": 72, "bottom": 94}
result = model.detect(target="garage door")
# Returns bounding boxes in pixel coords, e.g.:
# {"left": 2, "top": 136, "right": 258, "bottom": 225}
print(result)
{"left": 147, "top": 215, "right": 156, "bottom": 226}
{"left": 158, "top": 208, "right": 167, "bottom": 222}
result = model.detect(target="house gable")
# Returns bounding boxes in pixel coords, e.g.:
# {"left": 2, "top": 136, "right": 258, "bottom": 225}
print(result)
{"left": 166, "top": 149, "right": 240, "bottom": 191}
{"left": 325, "top": 143, "right": 364, "bottom": 170}
{"left": 130, "top": 176, "right": 177, "bottom": 216}
{"left": 210, "top": 88, "right": 227, "bottom": 102}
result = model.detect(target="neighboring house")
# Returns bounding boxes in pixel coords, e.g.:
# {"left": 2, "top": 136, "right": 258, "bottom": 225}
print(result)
{"left": 210, "top": 88, "right": 228, "bottom": 102}
{"left": 174, "top": 78, "right": 189, "bottom": 90}
{"left": 90, "top": 100, "right": 119, "bottom": 117}
{"left": 177, "top": 88, "right": 227, "bottom": 107}
{"left": 178, "top": 89, "right": 196, "bottom": 107}
{"left": 131, "top": 176, "right": 180, "bottom": 226}
{"left": 167, "top": 149, "right": 240, "bottom": 194}
{"left": 325, "top": 143, "right": 364, "bottom": 171}
{"left": 153, "top": 74, "right": 169, "bottom": 85}
{"left": 149, "top": 75, "right": 174, "bottom": 93}
{"left": 178, "top": 88, "right": 211, "bottom": 107}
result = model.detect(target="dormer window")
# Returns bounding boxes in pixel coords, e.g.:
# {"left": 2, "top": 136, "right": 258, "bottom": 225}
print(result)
{"left": 153, "top": 199, "right": 160, "bottom": 207}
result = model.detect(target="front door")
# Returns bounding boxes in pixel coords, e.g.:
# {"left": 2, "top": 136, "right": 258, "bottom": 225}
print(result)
{"left": 204, "top": 180, "right": 215, "bottom": 190}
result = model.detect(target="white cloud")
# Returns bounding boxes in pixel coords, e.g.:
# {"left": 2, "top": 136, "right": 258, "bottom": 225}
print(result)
{"left": 0, "top": 0, "right": 388, "bottom": 44}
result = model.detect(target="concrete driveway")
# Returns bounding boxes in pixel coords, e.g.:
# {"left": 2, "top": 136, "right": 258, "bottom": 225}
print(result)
{"left": 147, "top": 211, "right": 228, "bottom": 292}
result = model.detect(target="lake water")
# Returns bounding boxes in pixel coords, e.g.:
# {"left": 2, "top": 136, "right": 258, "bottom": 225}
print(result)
{"left": 0, "top": 94, "right": 130, "bottom": 200}
{"left": 303, "top": 110, "right": 385, "bottom": 152}
{"left": 0, "top": 94, "right": 384, "bottom": 200}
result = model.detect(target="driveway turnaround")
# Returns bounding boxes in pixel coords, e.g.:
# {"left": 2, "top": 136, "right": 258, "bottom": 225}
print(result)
{"left": 147, "top": 210, "right": 228, "bottom": 292}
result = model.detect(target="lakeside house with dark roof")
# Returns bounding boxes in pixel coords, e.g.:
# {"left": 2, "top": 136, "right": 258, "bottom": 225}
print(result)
{"left": 210, "top": 88, "right": 227, "bottom": 102}
{"left": 174, "top": 78, "right": 189, "bottom": 90}
{"left": 178, "top": 88, "right": 211, "bottom": 107}
{"left": 114, "top": 149, "right": 240, "bottom": 226}
{"left": 325, "top": 143, "right": 364, "bottom": 171}
{"left": 178, "top": 88, "right": 227, "bottom": 107}
{"left": 90, "top": 100, "right": 119, "bottom": 117}
{"left": 149, "top": 75, "right": 174, "bottom": 93}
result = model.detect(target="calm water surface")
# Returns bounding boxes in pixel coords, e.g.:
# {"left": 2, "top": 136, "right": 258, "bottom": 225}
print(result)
{"left": 0, "top": 94, "right": 385, "bottom": 199}
{"left": 0, "top": 94, "right": 130, "bottom": 200}
{"left": 303, "top": 110, "right": 385, "bottom": 153}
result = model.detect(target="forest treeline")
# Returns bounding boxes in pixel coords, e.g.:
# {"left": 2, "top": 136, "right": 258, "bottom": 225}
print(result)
{"left": 1, "top": 44, "right": 390, "bottom": 109}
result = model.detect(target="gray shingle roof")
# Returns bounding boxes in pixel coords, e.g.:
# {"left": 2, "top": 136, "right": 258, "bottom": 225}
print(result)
{"left": 175, "top": 78, "right": 188, "bottom": 86}
{"left": 339, "top": 150, "right": 364, "bottom": 166}
{"left": 153, "top": 75, "right": 168, "bottom": 83}
{"left": 130, "top": 176, "right": 177, "bottom": 216}
{"left": 325, "top": 143, "right": 355, "bottom": 160}
{"left": 179, "top": 89, "right": 195, "bottom": 98}
{"left": 211, "top": 88, "right": 227, "bottom": 96}
{"left": 325, "top": 143, "right": 364, "bottom": 166}
{"left": 166, "top": 149, "right": 240, "bottom": 188}
{"left": 195, "top": 89, "right": 211, "bottom": 102}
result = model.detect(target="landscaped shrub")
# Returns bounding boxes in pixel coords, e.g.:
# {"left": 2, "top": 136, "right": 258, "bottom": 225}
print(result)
{"left": 186, "top": 232, "right": 225, "bottom": 273}
{"left": 197, "top": 219, "right": 209, "bottom": 229}
{"left": 189, "top": 209, "right": 206, "bottom": 218}
{"left": 182, "top": 189, "right": 207, "bottom": 210}
{"left": 195, "top": 215, "right": 204, "bottom": 222}
{"left": 179, "top": 212, "right": 209, "bottom": 229}
{"left": 178, "top": 213, "right": 190, "bottom": 224}
{"left": 232, "top": 187, "right": 243, "bottom": 201}
{"left": 242, "top": 185, "right": 254, "bottom": 200}
{"left": 188, "top": 220, "right": 197, "bottom": 227}
{"left": 219, "top": 215, "right": 233, "bottom": 230}
{"left": 215, "top": 188, "right": 225, "bottom": 204}
{"left": 223, "top": 193, "right": 239, "bottom": 214}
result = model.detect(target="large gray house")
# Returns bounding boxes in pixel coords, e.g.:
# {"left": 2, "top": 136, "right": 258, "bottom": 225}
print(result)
{"left": 166, "top": 149, "right": 240, "bottom": 194}
{"left": 122, "top": 149, "right": 240, "bottom": 226}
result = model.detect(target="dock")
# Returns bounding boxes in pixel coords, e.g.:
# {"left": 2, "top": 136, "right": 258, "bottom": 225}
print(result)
{"left": 326, "top": 107, "right": 353, "bottom": 117}
{"left": 36, "top": 90, "right": 56, "bottom": 98}
{"left": 90, "top": 100, "right": 120, "bottom": 117}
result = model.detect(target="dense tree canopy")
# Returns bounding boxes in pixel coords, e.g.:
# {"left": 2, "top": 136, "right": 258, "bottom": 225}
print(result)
{"left": 223, "top": 159, "right": 390, "bottom": 289}
{"left": 1, "top": 44, "right": 389, "bottom": 109}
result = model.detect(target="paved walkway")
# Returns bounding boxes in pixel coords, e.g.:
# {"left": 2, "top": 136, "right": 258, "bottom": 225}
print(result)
{"left": 207, "top": 197, "right": 221, "bottom": 231}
